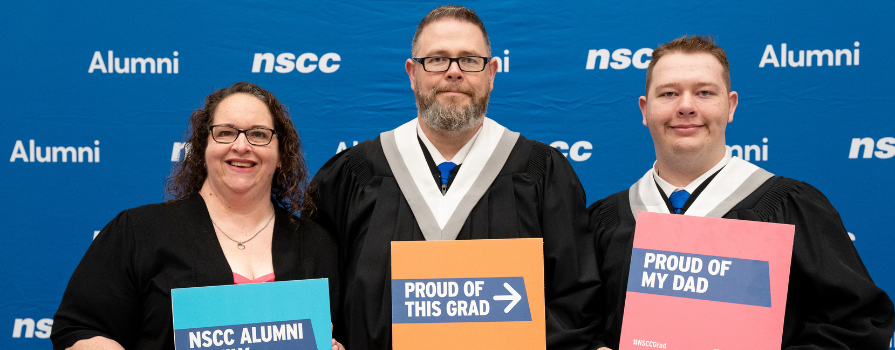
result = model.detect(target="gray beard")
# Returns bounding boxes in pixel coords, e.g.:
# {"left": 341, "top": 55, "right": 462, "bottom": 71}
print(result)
{"left": 415, "top": 87, "right": 489, "bottom": 132}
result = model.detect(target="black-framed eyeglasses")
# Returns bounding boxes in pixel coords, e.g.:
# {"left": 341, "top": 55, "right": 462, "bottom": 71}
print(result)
{"left": 411, "top": 56, "right": 491, "bottom": 72}
{"left": 208, "top": 125, "right": 277, "bottom": 146}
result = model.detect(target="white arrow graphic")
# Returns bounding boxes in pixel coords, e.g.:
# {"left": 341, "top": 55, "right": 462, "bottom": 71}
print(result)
{"left": 492, "top": 282, "right": 522, "bottom": 313}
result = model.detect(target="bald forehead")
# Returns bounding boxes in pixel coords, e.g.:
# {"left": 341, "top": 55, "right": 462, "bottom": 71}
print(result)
{"left": 414, "top": 19, "right": 489, "bottom": 57}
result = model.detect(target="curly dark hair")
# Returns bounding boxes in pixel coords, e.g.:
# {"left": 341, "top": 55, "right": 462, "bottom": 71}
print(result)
{"left": 165, "top": 82, "right": 314, "bottom": 219}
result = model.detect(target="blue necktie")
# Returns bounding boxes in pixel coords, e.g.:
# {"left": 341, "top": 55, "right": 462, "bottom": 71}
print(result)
{"left": 437, "top": 162, "right": 457, "bottom": 185}
{"left": 669, "top": 190, "right": 690, "bottom": 214}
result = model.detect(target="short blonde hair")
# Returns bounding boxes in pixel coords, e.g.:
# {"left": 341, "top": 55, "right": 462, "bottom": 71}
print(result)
{"left": 411, "top": 5, "right": 491, "bottom": 56}
{"left": 645, "top": 35, "right": 730, "bottom": 96}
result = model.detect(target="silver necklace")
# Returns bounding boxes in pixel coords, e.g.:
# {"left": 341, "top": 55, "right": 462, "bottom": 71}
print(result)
{"left": 211, "top": 212, "right": 275, "bottom": 250}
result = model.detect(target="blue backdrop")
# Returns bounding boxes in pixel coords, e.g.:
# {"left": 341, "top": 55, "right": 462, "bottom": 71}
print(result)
{"left": 2, "top": 1, "right": 893, "bottom": 348}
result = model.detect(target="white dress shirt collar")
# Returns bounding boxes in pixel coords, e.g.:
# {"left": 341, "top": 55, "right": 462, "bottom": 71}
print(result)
{"left": 653, "top": 149, "right": 732, "bottom": 196}
{"left": 416, "top": 123, "right": 481, "bottom": 165}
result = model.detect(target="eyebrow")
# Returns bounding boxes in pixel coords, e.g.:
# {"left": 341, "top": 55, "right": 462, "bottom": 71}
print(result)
{"left": 693, "top": 82, "right": 722, "bottom": 89}
{"left": 653, "top": 82, "right": 722, "bottom": 90}
{"left": 422, "top": 49, "right": 485, "bottom": 57}
{"left": 217, "top": 123, "right": 273, "bottom": 129}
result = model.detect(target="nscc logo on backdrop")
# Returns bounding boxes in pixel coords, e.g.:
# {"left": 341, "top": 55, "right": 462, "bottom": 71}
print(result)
{"left": 585, "top": 47, "right": 653, "bottom": 70}
{"left": 848, "top": 137, "right": 894, "bottom": 159}
{"left": 252, "top": 52, "right": 341, "bottom": 73}
{"left": 11, "top": 318, "right": 52, "bottom": 339}
{"left": 551, "top": 141, "right": 592, "bottom": 162}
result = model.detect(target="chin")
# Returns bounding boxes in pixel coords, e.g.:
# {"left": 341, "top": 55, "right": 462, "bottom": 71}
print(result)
{"left": 224, "top": 181, "right": 263, "bottom": 193}
{"left": 670, "top": 143, "right": 706, "bottom": 156}
{"left": 439, "top": 96, "right": 470, "bottom": 106}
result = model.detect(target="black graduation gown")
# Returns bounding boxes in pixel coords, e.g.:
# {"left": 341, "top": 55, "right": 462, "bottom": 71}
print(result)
{"left": 51, "top": 195, "right": 339, "bottom": 350}
{"left": 308, "top": 135, "right": 600, "bottom": 350}
{"left": 588, "top": 176, "right": 894, "bottom": 349}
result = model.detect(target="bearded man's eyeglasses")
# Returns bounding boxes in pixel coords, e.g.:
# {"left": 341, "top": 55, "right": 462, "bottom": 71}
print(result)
{"left": 411, "top": 56, "right": 491, "bottom": 72}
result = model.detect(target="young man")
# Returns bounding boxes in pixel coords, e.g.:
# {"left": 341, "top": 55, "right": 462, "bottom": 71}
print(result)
{"left": 588, "top": 35, "right": 894, "bottom": 350}
{"left": 309, "top": 5, "right": 599, "bottom": 349}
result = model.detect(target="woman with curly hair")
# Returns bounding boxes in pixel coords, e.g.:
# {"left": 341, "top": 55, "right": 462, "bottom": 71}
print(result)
{"left": 51, "top": 82, "right": 343, "bottom": 350}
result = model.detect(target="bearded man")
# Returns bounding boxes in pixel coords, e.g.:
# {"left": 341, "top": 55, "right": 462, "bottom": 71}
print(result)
{"left": 307, "top": 5, "right": 600, "bottom": 350}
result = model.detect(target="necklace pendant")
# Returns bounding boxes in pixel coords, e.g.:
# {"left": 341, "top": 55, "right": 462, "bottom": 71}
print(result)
{"left": 211, "top": 212, "right": 273, "bottom": 252}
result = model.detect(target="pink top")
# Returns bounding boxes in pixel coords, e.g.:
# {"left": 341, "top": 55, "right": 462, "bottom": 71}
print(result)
{"left": 233, "top": 272, "right": 275, "bottom": 284}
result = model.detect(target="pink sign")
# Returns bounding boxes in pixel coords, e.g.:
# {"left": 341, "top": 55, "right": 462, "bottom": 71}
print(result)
{"left": 620, "top": 212, "right": 795, "bottom": 350}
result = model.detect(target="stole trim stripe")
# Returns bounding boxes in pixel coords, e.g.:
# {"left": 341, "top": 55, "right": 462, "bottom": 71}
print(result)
{"left": 703, "top": 168, "right": 774, "bottom": 218}
{"left": 381, "top": 130, "right": 443, "bottom": 240}
{"left": 439, "top": 129, "right": 519, "bottom": 240}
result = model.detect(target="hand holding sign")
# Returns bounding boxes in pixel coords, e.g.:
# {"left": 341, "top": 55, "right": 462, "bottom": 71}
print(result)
{"left": 331, "top": 324, "right": 344, "bottom": 350}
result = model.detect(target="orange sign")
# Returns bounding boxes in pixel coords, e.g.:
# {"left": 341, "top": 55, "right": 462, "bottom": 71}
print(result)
{"left": 391, "top": 238, "right": 546, "bottom": 350}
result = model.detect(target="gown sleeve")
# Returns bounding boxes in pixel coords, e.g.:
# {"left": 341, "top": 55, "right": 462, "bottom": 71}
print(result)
{"left": 307, "top": 143, "right": 371, "bottom": 252}
{"left": 50, "top": 210, "right": 142, "bottom": 350}
{"left": 296, "top": 220, "right": 342, "bottom": 321}
{"left": 745, "top": 179, "right": 894, "bottom": 349}
{"left": 305, "top": 144, "right": 373, "bottom": 345}
{"left": 586, "top": 195, "right": 620, "bottom": 350}
{"left": 536, "top": 144, "right": 602, "bottom": 349}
